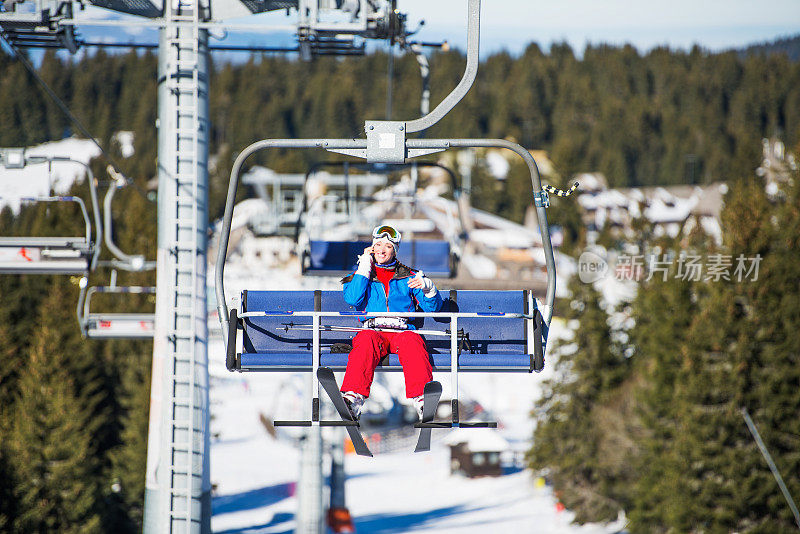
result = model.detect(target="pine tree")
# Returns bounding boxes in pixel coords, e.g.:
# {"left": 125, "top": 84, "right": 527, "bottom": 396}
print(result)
{"left": 662, "top": 177, "right": 800, "bottom": 531}
{"left": 108, "top": 357, "right": 152, "bottom": 531}
{"left": 8, "top": 285, "right": 104, "bottom": 533}
{"left": 529, "top": 278, "right": 632, "bottom": 522}
{"left": 626, "top": 265, "right": 700, "bottom": 530}
{"left": 0, "top": 319, "right": 18, "bottom": 530}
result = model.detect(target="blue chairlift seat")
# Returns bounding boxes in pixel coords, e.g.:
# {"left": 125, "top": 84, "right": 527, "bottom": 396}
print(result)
{"left": 303, "top": 240, "right": 454, "bottom": 278}
{"left": 230, "top": 289, "right": 543, "bottom": 373}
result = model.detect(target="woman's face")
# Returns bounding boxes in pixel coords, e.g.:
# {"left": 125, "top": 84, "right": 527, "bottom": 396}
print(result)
{"left": 372, "top": 239, "right": 395, "bottom": 264}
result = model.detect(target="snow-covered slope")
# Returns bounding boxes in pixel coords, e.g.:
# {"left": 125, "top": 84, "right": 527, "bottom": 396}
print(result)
{"left": 0, "top": 138, "right": 101, "bottom": 213}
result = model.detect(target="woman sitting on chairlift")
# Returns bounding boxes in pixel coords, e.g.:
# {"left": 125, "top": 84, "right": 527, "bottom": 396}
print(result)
{"left": 339, "top": 224, "right": 443, "bottom": 421}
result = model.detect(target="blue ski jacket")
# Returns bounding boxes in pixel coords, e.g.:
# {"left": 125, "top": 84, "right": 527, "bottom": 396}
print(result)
{"left": 340, "top": 261, "right": 443, "bottom": 328}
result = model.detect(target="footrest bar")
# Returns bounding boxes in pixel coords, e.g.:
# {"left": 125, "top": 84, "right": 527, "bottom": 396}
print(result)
{"left": 414, "top": 422, "right": 456, "bottom": 429}
{"left": 413, "top": 421, "right": 497, "bottom": 428}
{"left": 274, "top": 420, "right": 360, "bottom": 427}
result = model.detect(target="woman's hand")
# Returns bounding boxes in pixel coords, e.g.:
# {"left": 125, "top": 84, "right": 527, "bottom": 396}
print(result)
{"left": 355, "top": 245, "right": 374, "bottom": 276}
{"left": 408, "top": 271, "right": 433, "bottom": 291}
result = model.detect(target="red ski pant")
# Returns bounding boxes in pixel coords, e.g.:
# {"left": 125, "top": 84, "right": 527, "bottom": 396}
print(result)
{"left": 340, "top": 329, "right": 432, "bottom": 398}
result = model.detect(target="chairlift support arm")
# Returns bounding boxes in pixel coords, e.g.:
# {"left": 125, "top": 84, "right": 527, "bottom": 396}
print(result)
{"left": 404, "top": 0, "right": 480, "bottom": 134}
{"left": 103, "top": 173, "right": 156, "bottom": 271}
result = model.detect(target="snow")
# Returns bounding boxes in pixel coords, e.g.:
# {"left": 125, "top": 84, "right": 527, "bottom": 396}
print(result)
{"left": 442, "top": 428, "right": 509, "bottom": 452}
{"left": 469, "top": 228, "right": 538, "bottom": 249}
{"left": 0, "top": 137, "right": 101, "bottom": 213}
{"left": 699, "top": 217, "right": 723, "bottom": 245}
{"left": 485, "top": 150, "right": 510, "bottom": 180}
{"left": 643, "top": 193, "right": 697, "bottom": 224}
{"left": 215, "top": 198, "right": 272, "bottom": 234}
{"left": 460, "top": 252, "right": 497, "bottom": 279}
{"left": 574, "top": 173, "right": 608, "bottom": 192}
{"left": 112, "top": 131, "right": 136, "bottom": 158}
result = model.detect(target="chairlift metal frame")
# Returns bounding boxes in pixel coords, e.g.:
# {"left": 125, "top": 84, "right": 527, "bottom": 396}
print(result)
{"left": 214, "top": 0, "right": 561, "bottom": 455}
{"left": 217, "top": 0, "right": 557, "bottom": 338}
{"left": 77, "top": 283, "right": 156, "bottom": 339}
{"left": 0, "top": 195, "right": 96, "bottom": 274}
{"left": 0, "top": 153, "right": 103, "bottom": 274}
{"left": 102, "top": 170, "right": 157, "bottom": 271}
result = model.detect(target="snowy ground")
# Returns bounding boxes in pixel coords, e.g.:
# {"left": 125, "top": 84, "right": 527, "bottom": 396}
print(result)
{"left": 209, "top": 316, "right": 625, "bottom": 533}
{"left": 0, "top": 138, "right": 101, "bottom": 213}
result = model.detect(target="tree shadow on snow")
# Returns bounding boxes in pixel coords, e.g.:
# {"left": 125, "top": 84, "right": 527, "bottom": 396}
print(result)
{"left": 212, "top": 482, "right": 295, "bottom": 516}
{"left": 353, "top": 503, "right": 494, "bottom": 533}
{"left": 213, "top": 512, "right": 293, "bottom": 534}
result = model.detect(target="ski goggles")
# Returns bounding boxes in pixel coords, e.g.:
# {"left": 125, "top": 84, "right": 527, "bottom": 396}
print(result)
{"left": 372, "top": 225, "right": 402, "bottom": 244}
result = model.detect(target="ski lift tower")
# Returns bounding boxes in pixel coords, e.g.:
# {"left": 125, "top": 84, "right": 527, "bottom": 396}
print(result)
{"left": 142, "top": 3, "right": 407, "bottom": 532}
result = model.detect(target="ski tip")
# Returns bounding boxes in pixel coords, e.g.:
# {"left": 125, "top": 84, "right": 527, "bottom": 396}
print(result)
{"left": 424, "top": 381, "right": 443, "bottom": 392}
{"left": 317, "top": 366, "right": 333, "bottom": 377}
{"left": 354, "top": 443, "right": 373, "bottom": 457}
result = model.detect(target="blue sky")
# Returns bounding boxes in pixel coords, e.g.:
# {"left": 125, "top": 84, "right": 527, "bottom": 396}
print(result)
{"left": 397, "top": 0, "right": 800, "bottom": 55}
{"left": 20, "top": 0, "right": 798, "bottom": 59}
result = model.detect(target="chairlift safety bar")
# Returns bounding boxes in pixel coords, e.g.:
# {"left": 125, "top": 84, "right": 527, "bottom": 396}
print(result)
{"left": 239, "top": 310, "right": 539, "bottom": 374}
{"left": 239, "top": 310, "right": 534, "bottom": 319}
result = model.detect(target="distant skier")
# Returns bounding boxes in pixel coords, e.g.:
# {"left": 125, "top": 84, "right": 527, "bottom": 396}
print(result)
{"left": 339, "top": 224, "right": 443, "bottom": 421}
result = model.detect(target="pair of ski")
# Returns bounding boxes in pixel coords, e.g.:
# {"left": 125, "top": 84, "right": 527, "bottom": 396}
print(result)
{"left": 317, "top": 367, "right": 442, "bottom": 457}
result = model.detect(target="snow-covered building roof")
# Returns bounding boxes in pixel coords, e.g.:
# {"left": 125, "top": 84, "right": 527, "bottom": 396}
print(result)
{"left": 578, "top": 182, "right": 728, "bottom": 244}
{"left": 574, "top": 172, "right": 608, "bottom": 193}
{"left": 443, "top": 428, "right": 510, "bottom": 452}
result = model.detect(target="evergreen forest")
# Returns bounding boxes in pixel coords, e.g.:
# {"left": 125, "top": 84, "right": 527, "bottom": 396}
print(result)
{"left": 0, "top": 40, "right": 799, "bottom": 531}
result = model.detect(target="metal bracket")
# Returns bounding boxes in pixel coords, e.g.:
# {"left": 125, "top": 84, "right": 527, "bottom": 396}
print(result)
{"left": 534, "top": 190, "right": 550, "bottom": 208}
{"left": 0, "top": 148, "right": 26, "bottom": 169}
{"left": 365, "top": 120, "right": 406, "bottom": 163}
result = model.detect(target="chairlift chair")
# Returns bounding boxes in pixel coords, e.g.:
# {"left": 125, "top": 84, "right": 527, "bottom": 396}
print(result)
{"left": 215, "top": 0, "right": 576, "bottom": 455}
{"left": 0, "top": 151, "right": 104, "bottom": 275}
{"left": 294, "top": 161, "right": 465, "bottom": 278}
{"left": 77, "top": 282, "right": 156, "bottom": 339}
{"left": 0, "top": 196, "right": 98, "bottom": 274}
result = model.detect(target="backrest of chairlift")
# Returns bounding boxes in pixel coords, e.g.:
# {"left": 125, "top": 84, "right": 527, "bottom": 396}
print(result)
{"left": 0, "top": 196, "right": 95, "bottom": 274}
{"left": 80, "top": 285, "right": 156, "bottom": 339}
